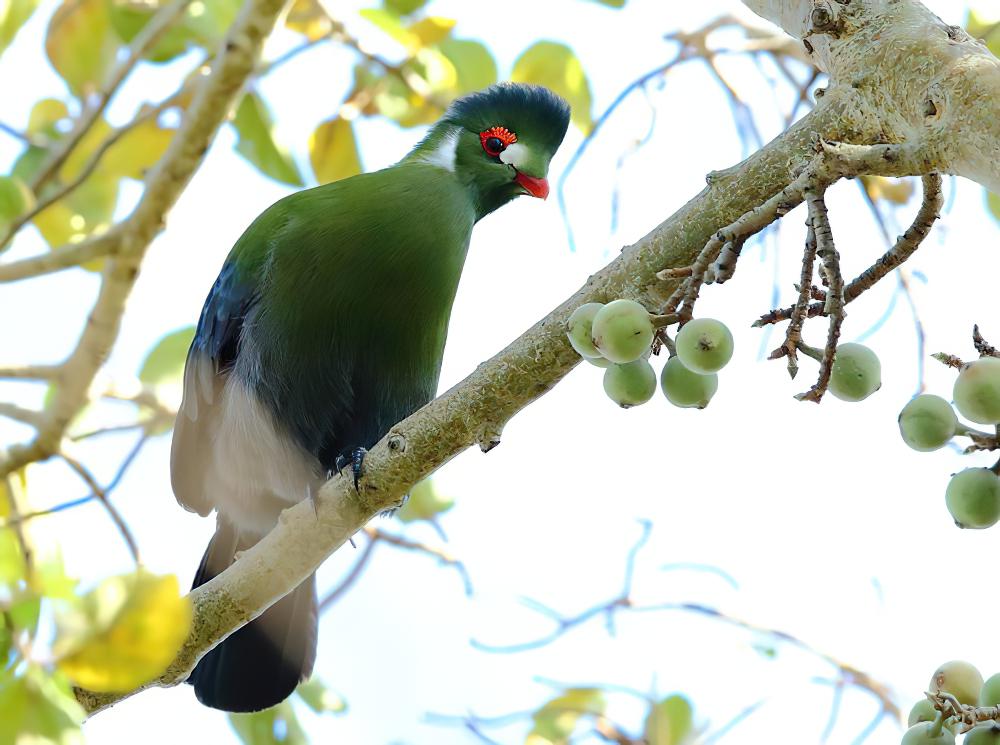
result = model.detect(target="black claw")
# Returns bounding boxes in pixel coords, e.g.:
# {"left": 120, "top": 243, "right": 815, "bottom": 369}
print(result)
{"left": 351, "top": 447, "right": 367, "bottom": 492}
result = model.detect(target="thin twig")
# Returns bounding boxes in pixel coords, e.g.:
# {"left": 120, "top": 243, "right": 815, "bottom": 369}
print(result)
{"left": 0, "top": 91, "right": 187, "bottom": 250}
{"left": 0, "top": 365, "right": 60, "bottom": 379}
{"left": 318, "top": 534, "right": 378, "bottom": 611}
{"left": 0, "top": 403, "right": 45, "bottom": 427}
{"left": 753, "top": 172, "right": 943, "bottom": 328}
{"left": 27, "top": 0, "right": 195, "bottom": 195}
{"left": 795, "top": 189, "right": 843, "bottom": 402}
{"left": 60, "top": 449, "right": 140, "bottom": 564}
{"left": 768, "top": 220, "right": 818, "bottom": 378}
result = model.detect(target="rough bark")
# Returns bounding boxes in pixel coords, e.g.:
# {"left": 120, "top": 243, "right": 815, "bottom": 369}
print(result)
{"left": 74, "top": 0, "right": 1000, "bottom": 714}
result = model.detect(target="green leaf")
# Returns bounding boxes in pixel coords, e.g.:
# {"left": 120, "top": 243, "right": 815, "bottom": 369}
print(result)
{"left": 397, "top": 478, "right": 453, "bottom": 523}
{"left": 139, "top": 326, "right": 195, "bottom": 387}
{"left": 230, "top": 701, "right": 308, "bottom": 745}
{"left": 45, "top": 0, "right": 120, "bottom": 98}
{"left": 383, "top": 0, "right": 427, "bottom": 15}
{"left": 295, "top": 678, "right": 347, "bottom": 714}
{"left": 0, "top": 529, "right": 25, "bottom": 585}
{"left": 530, "top": 687, "right": 606, "bottom": 743}
{"left": 643, "top": 694, "right": 694, "bottom": 745}
{"left": 359, "top": 7, "right": 415, "bottom": 49}
{"left": 107, "top": 0, "right": 192, "bottom": 62}
{"left": 9, "top": 595, "right": 41, "bottom": 634}
{"left": 511, "top": 41, "right": 594, "bottom": 134}
{"left": 233, "top": 92, "right": 304, "bottom": 187}
{"left": 105, "top": 0, "right": 240, "bottom": 61}
{"left": 309, "top": 118, "right": 361, "bottom": 185}
{"left": 0, "top": 0, "right": 41, "bottom": 57}
{"left": 0, "top": 669, "right": 85, "bottom": 745}
{"left": 967, "top": 10, "right": 1000, "bottom": 57}
{"left": 987, "top": 190, "right": 1000, "bottom": 224}
{"left": 438, "top": 38, "right": 497, "bottom": 95}
{"left": 0, "top": 174, "right": 34, "bottom": 232}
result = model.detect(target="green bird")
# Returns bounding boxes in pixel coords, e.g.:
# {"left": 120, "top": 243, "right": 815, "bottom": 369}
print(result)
{"left": 170, "top": 83, "right": 570, "bottom": 712}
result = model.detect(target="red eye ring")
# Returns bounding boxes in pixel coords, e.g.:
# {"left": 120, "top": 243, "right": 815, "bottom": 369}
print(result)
{"left": 480, "top": 126, "right": 517, "bottom": 157}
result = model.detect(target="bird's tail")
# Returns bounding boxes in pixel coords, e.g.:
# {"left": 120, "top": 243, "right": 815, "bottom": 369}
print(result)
{"left": 187, "top": 519, "right": 318, "bottom": 712}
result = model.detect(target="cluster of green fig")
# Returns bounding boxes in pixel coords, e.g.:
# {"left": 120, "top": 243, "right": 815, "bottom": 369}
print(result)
{"left": 903, "top": 660, "right": 1000, "bottom": 743}
{"left": 897, "top": 355, "right": 1000, "bottom": 529}
{"left": 565, "top": 299, "right": 734, "bottom": 409}
{"left": 823, "top": 342, "right": 882, "bottom": 402}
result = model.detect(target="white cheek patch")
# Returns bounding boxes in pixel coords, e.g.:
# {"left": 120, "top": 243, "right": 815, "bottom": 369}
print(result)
{"left": 499, "top": 142, "right": 529, "bottom": 169}
{"left": 421, "top": 127, "right": 459, "bottom": 172}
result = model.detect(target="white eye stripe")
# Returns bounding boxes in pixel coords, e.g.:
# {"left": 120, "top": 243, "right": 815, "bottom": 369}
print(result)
{"left": 498, "top": 142, "right": 528, "bottom": 169}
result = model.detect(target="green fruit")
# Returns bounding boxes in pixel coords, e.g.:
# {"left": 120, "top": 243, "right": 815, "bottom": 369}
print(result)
{"left": 828, "top": 342, "right": 881, "bottom": 402}
{"left": 586, "top": 355, "right": 612, "bottom": 368}
{"left": 908, "top": 700, "right": 938, "bottom": 728}
{"left": 675, "top": 318, "right": 734, "bottom": 374}
{"left": 566, "top": 303, "right": 605, "bottom": 360}
{"left": 930, "top": 660, "right": 984, "bottom": 705}
{"left": 945, "top": 469, "right": 1000, "bottom": 529}
{"left": 907, "top": 701, "right": 959, "bottom": 734}
{"left": 954, "top": 358, "right": 1000, "bottom": 425}
{"left": 901, "top": 722, "right": 956, "bottom": 745}
{"left": 979, "top": 673, "right": 1000, "bottom": 706}
{"left": 591, "top": 299, "right": 654, "bottom": 364}
{"left": 660, "top": 356, "right": 718, "bottom": 409}
{"left": 603, "top": 359, "right": 656, "bottom": 408}
{"left": 965, "top": 724, "right": 1000, "bottom": 745}
{"left": 898, "top": 394, "right": 958, "bottom": 452}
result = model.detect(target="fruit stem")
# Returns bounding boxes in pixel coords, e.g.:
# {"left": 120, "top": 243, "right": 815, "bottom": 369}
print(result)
{"left": 930, "top": 712, "right": 945, "bottom": 738}
{"left": 955, "top": 423, "right": 994, "bottom": 439}
{"left": 797, "top": 342, "right": 824, "bottom": 363}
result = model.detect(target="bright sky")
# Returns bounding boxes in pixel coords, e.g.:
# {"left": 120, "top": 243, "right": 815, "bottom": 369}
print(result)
{"left": 2, "top": 0, "right": 999, "bottom": 743}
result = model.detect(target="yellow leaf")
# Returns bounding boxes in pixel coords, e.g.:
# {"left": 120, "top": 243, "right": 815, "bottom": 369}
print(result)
{"left": 407, "top": 16, "right": 454, "bottom": 47}
{"left": 512, "top": 41, "right": 594, "bottom": 134}
{"left": 0, "top": 0, "right": 40, "bottom": 57}
{"left": 45, "top": 0, "right": 120, "bottom": 98}
{"left": 27, "top": 98, "right": 69, "bottom": 137}
{"left": 33, "top": 172, "right": 118, "bottom": 250}
{"left": 284, "top": 0, "right": 331, "bottom": 40}
{"left": 309, "top": 117, "right": 362, "bottom": 185}
{"left": 101, "top": 116, "right": 175, "bottom": 180}
{"left": 861, "top": 175, "right": 914, "bottom": 205}
{"left": 56, "top": 571, "right": 192, "bottom": 692}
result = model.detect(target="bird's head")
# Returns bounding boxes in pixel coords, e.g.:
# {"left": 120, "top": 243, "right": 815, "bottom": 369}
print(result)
{"left": 412, "top": 82, "right": 570, "bottom": 218}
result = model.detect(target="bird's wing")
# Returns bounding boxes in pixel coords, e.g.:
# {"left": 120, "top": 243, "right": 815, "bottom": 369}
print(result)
{"left": 170, "top": 260, "right": 257, "bottom": 516}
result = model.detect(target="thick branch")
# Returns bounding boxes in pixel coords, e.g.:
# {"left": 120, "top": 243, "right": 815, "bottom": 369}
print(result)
{"left": 74, "top": 93, "right": 858, "bottom": 715}
{"left": 742, "top": 0, "right": 1000, "bottom": 191}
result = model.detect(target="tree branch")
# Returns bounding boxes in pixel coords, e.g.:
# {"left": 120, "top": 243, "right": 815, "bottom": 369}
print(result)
{"left": 0, "top": 0, "right": 288, "bottom": 478}
{"left": 70, "top": 0, "right": 1000, "bottom": 717}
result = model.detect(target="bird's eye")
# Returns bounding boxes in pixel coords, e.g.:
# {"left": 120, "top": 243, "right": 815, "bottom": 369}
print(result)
{"left": 480, "top": 126, "right": 517, "bottom": 158}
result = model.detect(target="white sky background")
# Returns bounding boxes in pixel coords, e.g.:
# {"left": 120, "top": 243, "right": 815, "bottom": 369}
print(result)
{"left": 2, "top": 0, "right": 1000, "bottom": 742}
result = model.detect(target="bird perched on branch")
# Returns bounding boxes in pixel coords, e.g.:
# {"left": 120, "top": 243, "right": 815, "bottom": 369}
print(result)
{"left": 170, "top": 83, "right": 570, "bottom": 712}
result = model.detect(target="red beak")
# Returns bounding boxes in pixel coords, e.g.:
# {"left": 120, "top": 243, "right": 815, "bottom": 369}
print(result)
{"left": 514, "top": 171, "right": 550, "bottom": 200}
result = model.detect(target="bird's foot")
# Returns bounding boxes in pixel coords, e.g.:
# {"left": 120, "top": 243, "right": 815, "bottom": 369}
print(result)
{"left": 334, "top": 447, "right": 367, "bottom": 492}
